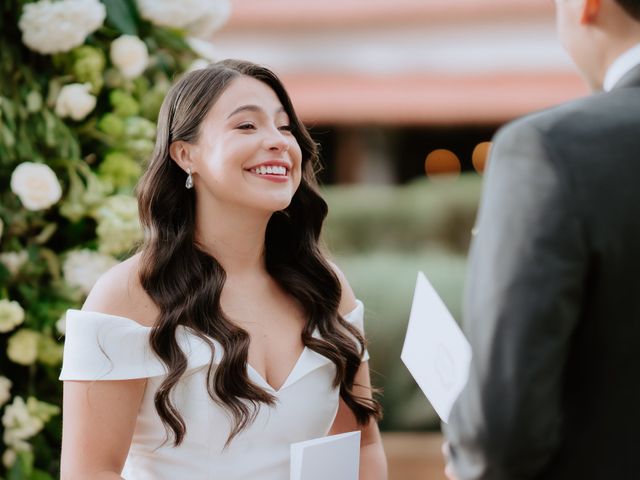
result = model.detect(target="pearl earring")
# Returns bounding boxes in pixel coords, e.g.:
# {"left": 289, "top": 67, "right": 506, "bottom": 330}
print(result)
{"left": 185, "top": 168, "right": 193, "bottom": 189}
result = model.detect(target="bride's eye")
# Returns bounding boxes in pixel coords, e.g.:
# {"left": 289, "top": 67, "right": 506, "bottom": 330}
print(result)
{"left": 237, "top": 123, "right": 256, "bottom": 130}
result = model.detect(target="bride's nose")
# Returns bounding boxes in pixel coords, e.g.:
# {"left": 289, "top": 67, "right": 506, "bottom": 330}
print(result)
{"left": 263, "top": 128, "right": 289, "bottom": 152}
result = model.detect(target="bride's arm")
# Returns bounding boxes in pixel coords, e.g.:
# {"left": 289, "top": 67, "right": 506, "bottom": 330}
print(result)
{"left": 329, "top": 366, "right": 388, "bottom": 480}
{"left": 328, "top": 263, "right": 388, "bottom": 480}
{"left": 60, "top": 261, "right": 147, "bottom": 480}
{"left": 60, "top": 379, "right": 146, "bottom": 480}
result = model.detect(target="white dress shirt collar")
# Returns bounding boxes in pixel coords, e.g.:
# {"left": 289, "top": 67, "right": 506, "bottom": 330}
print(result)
{"left": 603, "top": 43, "right": 640, "bottom": 91}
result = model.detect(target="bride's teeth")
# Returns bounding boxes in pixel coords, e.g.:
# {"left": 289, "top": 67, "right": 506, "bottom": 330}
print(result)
{"left": 266, "top": 166, "right": 273, "bottom": 174}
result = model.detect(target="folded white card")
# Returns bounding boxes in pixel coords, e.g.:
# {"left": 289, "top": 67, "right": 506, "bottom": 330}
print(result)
{"left": 401, "top": 271, "right": 472, "bottom": 423}
{"left": 290, "top": 431, "right": 360, "bottom": 480}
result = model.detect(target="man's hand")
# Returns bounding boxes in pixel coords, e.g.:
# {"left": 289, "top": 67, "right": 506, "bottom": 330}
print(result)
{"left": 442, "top": 441, "right": 459, "bottom": 480}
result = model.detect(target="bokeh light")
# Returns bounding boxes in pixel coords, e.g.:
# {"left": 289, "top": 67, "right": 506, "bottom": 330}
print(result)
{"left": 424, "top": 149, "right": 461, "bottom": 179}
{"left": 472, "top": 141, "right": 492, "bottom": 174}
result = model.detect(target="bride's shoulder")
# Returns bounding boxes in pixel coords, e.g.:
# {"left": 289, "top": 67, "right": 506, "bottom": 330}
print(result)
{"left": 326, "top": 260, "right": 358, "bottom": 317}
{"left": 82, "top": 252, "right": 159, "bottom": 327}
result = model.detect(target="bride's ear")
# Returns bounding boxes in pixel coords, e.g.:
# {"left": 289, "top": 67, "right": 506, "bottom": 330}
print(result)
{"left": 581, "top": 0, "right": 602, "bottom": 24}
{"left": 170, "top": 140, "right": 195, "bottom": 174}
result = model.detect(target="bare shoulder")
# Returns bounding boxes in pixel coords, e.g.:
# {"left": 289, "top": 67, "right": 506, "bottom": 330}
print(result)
{"left": 327, "top": 260, "right": 358, "bottom": 316}
{"left": 82, "top": 252, "right": 159, "bottom": 327}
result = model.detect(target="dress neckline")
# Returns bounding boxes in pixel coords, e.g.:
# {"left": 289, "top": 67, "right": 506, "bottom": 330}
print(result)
{"left": 65, "top": 301, "right": 363, "bottom": 393}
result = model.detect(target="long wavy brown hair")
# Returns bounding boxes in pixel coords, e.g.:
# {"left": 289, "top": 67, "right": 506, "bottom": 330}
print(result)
{"left": 136, "top": 59, "right": 382, "bottom": 446}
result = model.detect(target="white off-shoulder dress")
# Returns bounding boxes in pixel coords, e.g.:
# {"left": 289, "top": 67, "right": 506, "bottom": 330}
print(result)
{"left": 59, "top": 300, "right": 369, "bottom": 480}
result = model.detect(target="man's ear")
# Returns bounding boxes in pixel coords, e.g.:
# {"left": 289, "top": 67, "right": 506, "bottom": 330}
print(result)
{"left": 581, "top": 0, "right": 601, "bottom": 24}
{"left": 169, "top": 140, "right": 195, "bottom": 173}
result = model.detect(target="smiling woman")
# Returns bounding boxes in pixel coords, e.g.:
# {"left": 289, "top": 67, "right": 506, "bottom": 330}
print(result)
{"left": 58, "top": 60, "right": 387, "bottom": 480}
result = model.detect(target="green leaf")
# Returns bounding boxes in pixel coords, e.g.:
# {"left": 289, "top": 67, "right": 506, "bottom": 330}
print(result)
{"left": 103, "top": 0, "right": 139, "bottom": 36}
{"left": 30, "top": 470, "right": 54, "bottom": 480}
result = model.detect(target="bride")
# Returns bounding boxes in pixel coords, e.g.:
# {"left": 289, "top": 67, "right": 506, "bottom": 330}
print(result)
{"left": 59, "top": 59, "right": 386, "bottom": 479}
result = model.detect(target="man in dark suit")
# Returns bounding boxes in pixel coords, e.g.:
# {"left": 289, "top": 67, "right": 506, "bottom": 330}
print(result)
{"left": 443, "top": 0, "right": 640, "bottom": 478}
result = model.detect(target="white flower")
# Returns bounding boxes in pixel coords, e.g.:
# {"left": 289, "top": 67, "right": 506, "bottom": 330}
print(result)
{"left": 110, "top": 35, "right": 149, "bottom": 79}
{"left": 63, "top": 249, "right": 119, "bottom": 295}
{"left": 188, "top": 0, "right": 231, "bottom": 38}
{"left": 2, "top": 397, "right": 42, "bottom": 450}
{"left": 19, "top": 0, "right": 106, "bottom": 54}
{"left": 6, "top": 330, "right": 40, "bottom": 366}
{"left": 56, "top": 314, "right": 67, "bottom": 336}
{"left": 95, "top": 195, "right": 143, "bottom": 255}
{"left": 136, "top": 0, "right": 209, "bottom": 29}
{"left": 0, "top": 251, "right": 29, "bottom": 277}
{"left": 10, "top": 163, "right": 62, "bottom": 211}
{"left": 0, "top": 300, "right": 25, "bottom": 334}
{"left": 137, "top": 0, "right": 230, "bottom": 37}
{"left": 0, "top": 377, "right": 12, "bottom": 407}
{"left": 2, "top": 449, "right": 17, "bottom": 469}
{"left": 55, "top": 83, "right": 96, "bottom": 121}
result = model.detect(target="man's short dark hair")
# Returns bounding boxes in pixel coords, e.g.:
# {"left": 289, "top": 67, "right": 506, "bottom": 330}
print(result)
{"left": 616, "top": 0, "right": 640, "bottom": 21}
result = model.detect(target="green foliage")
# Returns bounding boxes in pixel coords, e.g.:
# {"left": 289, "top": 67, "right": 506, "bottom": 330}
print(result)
{"left": 0, "top": 0, "right": 205, "bottom": 476}
{"left": 322, "top": 174, "right": 482, "bottom": 255}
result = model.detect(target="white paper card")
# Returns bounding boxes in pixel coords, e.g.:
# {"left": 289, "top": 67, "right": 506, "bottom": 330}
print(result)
{"left": 290, "top": 431, "right": 360, "bottom": 480}
{"left": 401, "top": 271, "right": 472, "bottom": 423}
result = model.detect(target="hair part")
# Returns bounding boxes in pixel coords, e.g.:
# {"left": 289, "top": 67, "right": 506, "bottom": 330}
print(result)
{"left": 135, "top": 59, "right": 382, "bottom": 446}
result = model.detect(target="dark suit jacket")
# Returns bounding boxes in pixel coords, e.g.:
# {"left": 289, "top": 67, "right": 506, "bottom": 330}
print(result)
{"left": 445, "top": 65, "right": 640, "bottom": 480}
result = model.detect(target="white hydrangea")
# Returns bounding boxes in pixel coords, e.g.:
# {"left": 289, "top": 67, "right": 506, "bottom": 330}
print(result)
{"left": 95, "top": 195, "right": 143, "bottom": 255}
{"left": 136, "top": 0, "right": 230, "bottom": 37}
{"left": 0, "top": 300, "right": 25, "bottom": 334}
{"left": 6, "top": 330, "right": 40, "bottom": 366}
{"left": 110, "top": 35, "right": 149, "bottom": 79}
{"left": 63, "top": 249, "right": 119, "bottom": 295}
{"left": 55, "top": 83, "right": 97, "bottom": 121}
{"left": 0, "top": 377, "right": 12, "bottom": 407}
{"left": 0, "top": 251, "right": 29, "bottom": 277}
{"left": 2, "top": 449, "right": 17, "bottom": 469}
{"left": 10, "top": 162, "right": 62, "bottom": 211}
{"left": 18, "top": 0, "right": 106, "bottom": 55}
{"left": 2, "top": 397, "right": 42, "bottom": 451}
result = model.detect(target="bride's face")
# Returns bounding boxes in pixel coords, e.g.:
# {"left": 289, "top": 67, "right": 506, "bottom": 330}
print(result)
{"left": 188, "top": 75, "right": 303, "bottom": 213}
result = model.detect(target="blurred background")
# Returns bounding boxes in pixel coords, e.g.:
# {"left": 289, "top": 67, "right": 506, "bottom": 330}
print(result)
{"left": 0, "top": 0, "right": 587, "bottom": 478}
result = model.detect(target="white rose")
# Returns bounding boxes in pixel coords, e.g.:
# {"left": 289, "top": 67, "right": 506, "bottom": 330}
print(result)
{"left": 0, "top": 377, "right": 12, "bottom": 407}
{"left": 6, "top": 330, "right": 40, "bottom": 366}
{"left": 0, "top": 251, "right": 29, "bottom": 276}
{"left": 0, "top": 300, "right": 25, "bottom": 334}
{"left": 136, "top": 0, "right": 209, "bottom": 29}
{"left": 55, "top": 83, "right": 96, "bottom": 121}
{"left": 188, "top": 0, "right": 231, "bottom": 38}
{"left": 18, "top": 0, "right": 106, "bottom": 54}
{"left": 110, "top": 35, "right": 149, "bottom": 79}
{"left": 63, "top": 249, "right": 119, "bottom": 295}
{"left": 10, "top": 162, "right": 62, "bottom": 211}
{"left": 2, "top": 449, "right": 17, "bottom": 469}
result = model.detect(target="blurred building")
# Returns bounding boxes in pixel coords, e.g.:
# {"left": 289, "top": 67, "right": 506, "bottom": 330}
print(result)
{"left": 212, "top": 0, "right": 588, "bottom": 184}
